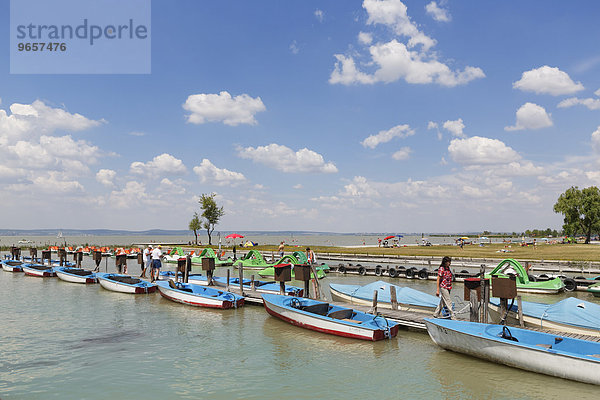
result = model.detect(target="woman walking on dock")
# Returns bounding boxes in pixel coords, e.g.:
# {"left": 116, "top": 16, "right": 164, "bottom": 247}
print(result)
{"left": 433, "top": 256, "right": 456, "bottom": 319}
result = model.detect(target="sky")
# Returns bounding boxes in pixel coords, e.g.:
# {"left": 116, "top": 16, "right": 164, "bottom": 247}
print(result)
{"left": 2, "top": 0, "right": 600, "bottom": 233}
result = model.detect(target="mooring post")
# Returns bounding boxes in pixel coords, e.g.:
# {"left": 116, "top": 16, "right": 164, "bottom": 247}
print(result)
{"left": 390, "top": 285, "right": 398, "bottom": 310}
{"left": 226, "top": 268, "right": 230, "bottom": 292}
{"left": 371, "top": 290, "right": 378, "bottom": 315}
{"left": 309, "top": 264, "right": 321, "bottom": 300}
{"left": 250, "top": 275, "right": 256, "bottom": 292}
{"left": 480, "top": 264, "right": 489, "bottom": 323}
{"left": 185, "top": 255, "right": 191, "bottom": 283}
{"left": 470, "top": 289, "right": 479, "bottom": 322}
{"left": 517, "top": 295, "right": 524, "bottom": 328}
{"left": 238, "top": 263, "right": 245, "bottom": 296}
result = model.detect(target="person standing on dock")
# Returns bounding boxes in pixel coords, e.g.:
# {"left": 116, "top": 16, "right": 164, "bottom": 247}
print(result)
{"left": 306, "top": 247, "right": 316, "bottom": 265}
{"left": 433, "top": 256, "right": 455, "bottom": 319}
{"left": 141, "top": 245, "right": 152, "bottom": 278}
{"left": 278, "top": 241, "right": 285, "bottom": 258}
{"left": 150, "top": 245, "right": 163, "bottom": 282}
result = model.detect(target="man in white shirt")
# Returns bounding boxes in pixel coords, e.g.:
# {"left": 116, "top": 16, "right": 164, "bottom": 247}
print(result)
{"left": 141, "top": 245, "right": 152, "bottom": 278}
{"left": 150, "top": 245, "right": 163, "bottom": 282}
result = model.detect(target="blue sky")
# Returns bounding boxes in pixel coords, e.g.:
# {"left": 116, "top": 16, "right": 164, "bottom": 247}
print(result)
{"left": 2, "top": 0, "right": 600, "bottom": 233}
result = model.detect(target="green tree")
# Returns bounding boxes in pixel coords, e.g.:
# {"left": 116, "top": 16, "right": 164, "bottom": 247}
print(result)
{"left": 553, "top": 186, "right": 600, "bottom": 243}
{"left": 199, "top": 193, "right": 225, "bottom": 245}
{"left": 188, "top": 212, "right": 202, "bottom": 245}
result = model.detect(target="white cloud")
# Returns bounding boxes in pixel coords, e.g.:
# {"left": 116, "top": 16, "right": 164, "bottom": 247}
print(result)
{"left": 129, "top": 131, "right": 146, "bottom": 136}
{"left": 442, "top": 118, "right": 465, "bottom": 138}
{"left": 0, "top": 100, "right": 104, "bottom": 145}
{"left": 289, "top": 40, "right": 299, "bottom": 54}
{"left": 130, "top": 153, "right": 187, "bottom": 176}
{"left": 237, "top": 143, "right": 338, "bottom": 173}
{"left": 358, "top": 31, "right": 373, "bottom": 45}
{"left": 392, "top": 146, "right": 412, "bottom": 160}
{"left": 595, "top": 88, "right": 600, "bottom": 97}
{"left": 448, "top": 136, "right": 521, "bottom": 165}
{"left": 330, "top": 1, "right": 484, "bottom": 87}
{"left": 183, "top": 91, "right": 266, "bottom": 126}
{"left": 513, "top": 66, "right": 584, "bottom": 96}
{"left": 557, "top": 97, "right": 600, "bottom": 111}
{"left": 314, "top": 9, "right": 324, "bottom": 22}
{"left": 330, "top": 40, "right": 484, "bottom": 86}
{"left": 293, "top": 184, "right": 303, "bottom": 189}
{"left": 96, "top": 169, "right": 116, "bottom": 187}
{"left": 425, "top": 1, "right": 451, "bottom": 22}
{"left": 364, "top": 0, "right": 436, "bottom": 50}
{"left": 592, "top": 126, "right": 600, "bottom": 153}
{"left": 192, "top": 159, "right": 246, "bottom": 186}
{"left": 505, "top": 102, "right": 553, "bottom": 131}
{"left": 361, "top": 124, "right": 414, "bottom": 148}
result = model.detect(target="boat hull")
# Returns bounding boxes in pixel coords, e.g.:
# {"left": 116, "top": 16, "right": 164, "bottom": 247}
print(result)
{"left": 157, "top": 283, "right": 244, "bottom": 309}
{"left": 1, "top": 261, "right": 24, "bottom": 272}
{"left": 55, "top": 268, "right": 97, "bottom": 284}
{"left": 22, "top": 265, "right": 56, "bottom": 277}
{"left": 425, "top": 319, "right": 600, "bottom": 385}
{"left": 262, "top": 295, "right": 398, "bottom": 341}
{"left": 188, "top": 276, "right": 303, "bottom": 297}
{"left": 97, "top": 275, "right": 157, "bottom": 294}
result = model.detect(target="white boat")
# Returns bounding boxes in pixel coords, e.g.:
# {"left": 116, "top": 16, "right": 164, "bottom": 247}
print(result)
{"left": 488, "top": 297, "right": 600, "bottom": 337}
{"left": 17, "top": 239, "right": 34, "bottom": 244}
{"left": 425, "top": 318, "right": 600, "bottom": 385}
{"left": 22, "top": 263, "right": 56, "bottom": 277}
{"left": 262, "top": 293, "right": 399, "bottom": 341}
{"left": 1, "top": 260, "right": 24, "bottom": 272}
{"left": 55, "top": 267, "right": 98, "bottom": 284}
{"left": 97, "top": 273, "right": 157, "bottom": 294}
{"left": 156, "top": 281, "right": 244, "bottom": 309}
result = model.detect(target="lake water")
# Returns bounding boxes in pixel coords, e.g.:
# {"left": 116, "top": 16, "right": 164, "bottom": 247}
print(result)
{"left": 0, "top": 233, "right": 517, "bottom": 249}
{"left": 1, "top": 254, "right": 598, "bottom": 399}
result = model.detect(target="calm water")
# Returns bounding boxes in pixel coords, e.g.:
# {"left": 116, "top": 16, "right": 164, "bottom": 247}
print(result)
{"left": 1, "top": 255, "right": 598, "bottom": 399}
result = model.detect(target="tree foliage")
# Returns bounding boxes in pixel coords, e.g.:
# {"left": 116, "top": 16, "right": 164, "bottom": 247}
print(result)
{"left": 553, "top": 186, "right": 600, "bottom": 243}
{"left": 188, "top": 212, "right": 202, "bottom": 245}
{"left": 198, "top": 193, "right": 225, "bottom": 245}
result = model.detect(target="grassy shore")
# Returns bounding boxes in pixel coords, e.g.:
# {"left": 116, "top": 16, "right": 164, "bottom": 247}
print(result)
{"left": 209, "top": 243, "right": 600, "bottom": 262}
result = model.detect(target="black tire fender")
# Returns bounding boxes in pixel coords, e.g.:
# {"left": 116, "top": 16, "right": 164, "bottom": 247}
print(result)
{"left": 374, "top": 265, "right": 382, "bottom": 276}
{"left": 563, "top": 278, "right": 577, "bottom": 292}
{"left": 418, "top": 268, "right": 429, "bottom": 280}
{"left": 358, "top": 266, "right": 367, "bottom": 276}
{"left": 388, "top": 267, "right": 398, "bottom": 278}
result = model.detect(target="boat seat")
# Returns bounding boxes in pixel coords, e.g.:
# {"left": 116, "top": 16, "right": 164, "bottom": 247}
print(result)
{"left": 341, "top": 318, "right": 363, "bottom": 324}
{"left": 327, "top": 309, "right": 354, "bottom": 320}
{"left": 301, "top": 303, "right": 330, "bottom": 316}
{"left": 536, "top": 344, "right": 552, "bottom": 349}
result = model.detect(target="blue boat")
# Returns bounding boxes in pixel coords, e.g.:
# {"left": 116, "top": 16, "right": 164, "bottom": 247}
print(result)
{"left": 1, "top": 259, "right": 24, "bottom": 272}
{"left": 156, "top": 281, "right": 244, "bottom": 309}
{"left": 262, "top": 293, "right": 399, "bottom": 341}
{"left": 425, "top": 318, "right": 600, "bottom": 385}
{"left": 329, "top": 280, "right": 440, "bottom": 314}
{"left": 97, "top": 273, "right": 157, "bottom": 294}
{"left": 488, "top": 297, "right": 600, "bottom": 337}
{"left": 188, "top": 275, "right": 303, "bottom": 296}
{"left": 55, "top": 266, "right": 98, "bottom": 284}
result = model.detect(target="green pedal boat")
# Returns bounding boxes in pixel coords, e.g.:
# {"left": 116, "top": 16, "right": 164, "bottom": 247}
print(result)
{"left": 485, "top": 258, "right": 565, "bottom": 294}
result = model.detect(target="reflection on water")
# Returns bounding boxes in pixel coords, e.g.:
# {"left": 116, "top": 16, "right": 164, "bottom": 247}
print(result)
{"left": 1, "top": 253, "right": 599, "bottom": 399}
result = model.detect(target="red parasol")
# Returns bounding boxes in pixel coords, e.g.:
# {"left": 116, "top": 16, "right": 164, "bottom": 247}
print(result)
{"left": 383, "top": 235, "right": 395, "bottom": 240}
{"left": 225, "top": 233, "right": 244, "bottom": 239}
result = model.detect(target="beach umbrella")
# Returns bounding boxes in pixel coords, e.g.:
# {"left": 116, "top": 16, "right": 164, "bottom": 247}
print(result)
{"left": 459, "top": 236, "right": 469, "bottom": 240}
{"left": 396, "top": 234, "right": 404, "bottom": 238}
{"left": 383, "top": 235, "right": 395, "bottom": 240}
{"left": 225, "top": 233, "right": 244, "bottom": 239}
